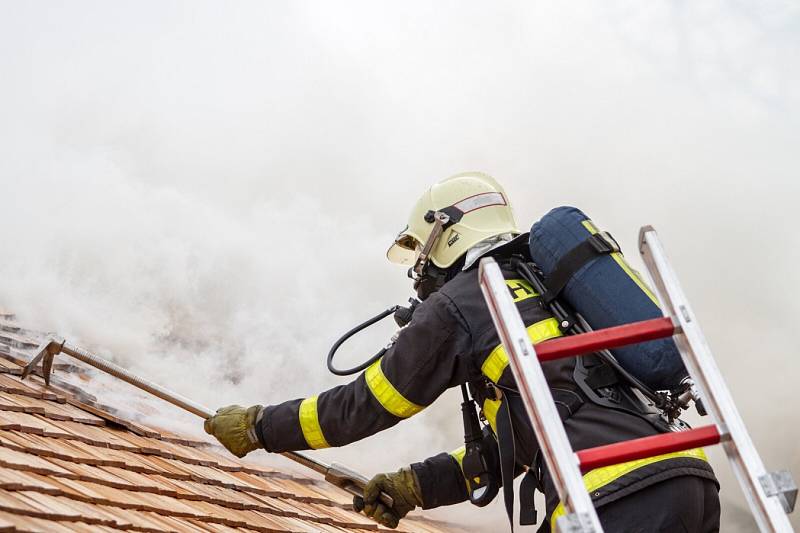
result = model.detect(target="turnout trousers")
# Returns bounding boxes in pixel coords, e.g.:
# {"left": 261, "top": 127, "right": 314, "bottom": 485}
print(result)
{"left": 592, "top": 476, "right": 720, "bottom": 533}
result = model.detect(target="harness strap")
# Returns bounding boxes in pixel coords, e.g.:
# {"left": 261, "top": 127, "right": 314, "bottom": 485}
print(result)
{"left": 583, "top": 363, "right": 619, "bottom": 390}
{"left": 497, "top": 397, "right": 516, "bottom": 530}
{"left": 519, "top": 470, "right": 538, "bottom": 526}
{"left": 542, "top": 232, "right": 619, "bottom": 305}
{"left": 496, "top": 389, "right": 585, "bottom": 529}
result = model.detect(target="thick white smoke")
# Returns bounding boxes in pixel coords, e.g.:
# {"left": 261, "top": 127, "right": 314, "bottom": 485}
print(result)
{"left": 1, "top": 2, "right": 798, "bottom": 530}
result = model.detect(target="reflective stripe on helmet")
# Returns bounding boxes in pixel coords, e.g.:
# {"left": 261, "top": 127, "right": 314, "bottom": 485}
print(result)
{"left": 365, "top": 359, "right": 425, "bottom": 418}
{"left": 481, "top": 318, "right": 563, "bottom": 383}
{"left": 298, "top": 396, "right": 330, "bottom": 449}
{"left": 453, "top": 191, "right": 507, "bottom": 214}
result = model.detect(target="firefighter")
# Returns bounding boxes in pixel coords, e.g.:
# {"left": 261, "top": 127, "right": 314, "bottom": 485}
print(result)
{"left": 204, "top": 173, "right": 721, "bottom": 532}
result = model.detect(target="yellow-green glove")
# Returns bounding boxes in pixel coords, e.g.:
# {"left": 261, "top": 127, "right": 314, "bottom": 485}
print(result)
{"left": 204, "top": 404, "right": 263, "bottom": 458}
{"left": 353, "top": 468, "right": 422, "bottom": 529}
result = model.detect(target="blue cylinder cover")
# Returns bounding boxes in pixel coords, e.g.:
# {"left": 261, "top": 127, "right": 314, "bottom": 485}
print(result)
{"left": 529, "top": 206, "right": 687, "bottom": 391}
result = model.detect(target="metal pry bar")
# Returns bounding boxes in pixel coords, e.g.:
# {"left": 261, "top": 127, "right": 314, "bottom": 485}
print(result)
{"left": 20, "top": 337, "right": 393, "bottom": 508}
{"left": 22, "top": 337, "right": 210, "bottom": 417}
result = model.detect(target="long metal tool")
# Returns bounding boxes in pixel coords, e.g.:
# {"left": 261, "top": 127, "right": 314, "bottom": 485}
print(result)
{"left": 20, "top": 337, "right": 392, "bottom": 507}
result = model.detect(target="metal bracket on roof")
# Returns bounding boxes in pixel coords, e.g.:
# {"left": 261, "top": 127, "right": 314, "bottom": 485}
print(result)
{"left": 21, "top": 336, "right": 65, "bottom": 385}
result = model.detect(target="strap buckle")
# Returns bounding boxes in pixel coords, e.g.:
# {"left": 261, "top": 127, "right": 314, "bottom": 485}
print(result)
{"left": 588, "top": 231, "right": 620, "bottom": 254}
{"left": 484, "top": 381, "right": 502, "bottom": 402}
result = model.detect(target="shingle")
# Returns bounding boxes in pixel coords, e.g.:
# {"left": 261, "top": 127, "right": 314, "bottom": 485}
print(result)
{"left": 0, "top": 509, "right": 79, "bottom": 532}
{"left": 0, "top": 372, "right": 66, "bottom": 402}
{"left": 0, "top": 442, "right": 74, "bottom": 476}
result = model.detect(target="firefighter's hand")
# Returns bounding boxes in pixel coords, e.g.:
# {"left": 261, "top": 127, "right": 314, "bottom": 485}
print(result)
{"left": 353, "top": 468, "right": 422, "bottom": 529}
{"left": 204, "top": 404, "right": 263, "bottom": 458}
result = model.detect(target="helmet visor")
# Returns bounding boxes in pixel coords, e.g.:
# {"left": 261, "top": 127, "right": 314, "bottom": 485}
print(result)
{"left": 386, "top": 231, "right": 422, "bottom": 266}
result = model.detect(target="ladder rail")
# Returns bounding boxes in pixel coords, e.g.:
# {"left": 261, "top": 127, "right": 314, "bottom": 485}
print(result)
{"left": 479, "top": 258, "right": 603, "bottom": 532}
{"left": 638, "top": 226, "right": 794, "bottom": 533}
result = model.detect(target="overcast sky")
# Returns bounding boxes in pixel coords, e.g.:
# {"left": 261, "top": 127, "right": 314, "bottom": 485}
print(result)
{"left": 1, "top": 1, "right": 798, "bottom": 530}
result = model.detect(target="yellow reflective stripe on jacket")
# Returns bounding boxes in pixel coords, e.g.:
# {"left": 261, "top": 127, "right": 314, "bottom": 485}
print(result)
{"left": 298, "top": 396, "right": 330, "bottom": 449}
{"left": 449, "top": 446, "right": 472, "bottom": 490}
{"left": 549, "top": 448, "right": 709, "bottom": 529}
{"left": 482, "top": 398, "right": 501, "bottom": 434}
{"left": 581, "top": 220, "right": 659, "bottom": 306}
{"left": 481, "top": 318, "right": 564, "bottom": 383}
{"left": 365, "top": 360, "right": 425, "bottom": 418}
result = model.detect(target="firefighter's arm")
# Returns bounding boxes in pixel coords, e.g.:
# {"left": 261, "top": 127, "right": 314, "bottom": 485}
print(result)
{"left": 414, "top": 425, "right": 502, "bottom": 509}
{"left": 254, "top": 292, "right": 474, "bottom": 453}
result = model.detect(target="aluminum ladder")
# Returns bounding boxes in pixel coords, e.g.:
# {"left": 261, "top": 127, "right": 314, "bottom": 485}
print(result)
{"left": 477, "top": 225, "right": 796, "bottom": 533}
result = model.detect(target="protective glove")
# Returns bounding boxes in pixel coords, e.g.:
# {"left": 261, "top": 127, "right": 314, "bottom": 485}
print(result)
{"left": 203, "top": 404, "right": 263, "bottom": 458}
{"left": 353, "top": 467, "right": 422, "bottom": 529}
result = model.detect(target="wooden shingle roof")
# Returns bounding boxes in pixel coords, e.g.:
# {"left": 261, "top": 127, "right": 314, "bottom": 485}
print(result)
{"left": 0, "top": 312, "right": 456, "bottom": 532}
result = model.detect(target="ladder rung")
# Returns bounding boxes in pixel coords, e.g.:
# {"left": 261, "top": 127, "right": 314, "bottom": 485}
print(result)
{"left": 537, "top": 317, "right": 677, "bottom": 361}
{"left": 576, "top": 425, "right": 722, "bottom": 472}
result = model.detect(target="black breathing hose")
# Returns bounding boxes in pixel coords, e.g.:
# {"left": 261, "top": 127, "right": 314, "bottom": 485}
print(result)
{"left": 326, "top": 306, "right": 400, "bottom": 376}
{"left": 327, "top": 298, "right": 420, "bottom": 377}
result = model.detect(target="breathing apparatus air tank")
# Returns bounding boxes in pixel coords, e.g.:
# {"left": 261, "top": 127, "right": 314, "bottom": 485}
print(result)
{"left": 529, "top": 206, "right": 688, "bottom": 391}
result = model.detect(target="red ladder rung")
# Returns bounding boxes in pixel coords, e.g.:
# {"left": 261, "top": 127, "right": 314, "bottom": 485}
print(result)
{"left": 575, "top": 425, "right": 723, "bottom": 472}
{"left": 537, "top": 317, "right": 677, "bottom": 362}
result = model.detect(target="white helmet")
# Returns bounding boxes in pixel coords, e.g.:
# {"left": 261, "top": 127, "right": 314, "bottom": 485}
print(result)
{"left": 387, "top": 172, "right": 520, "bottom": 273}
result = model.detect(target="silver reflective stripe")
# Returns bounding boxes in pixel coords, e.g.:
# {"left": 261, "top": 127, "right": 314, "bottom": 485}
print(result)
{"left": 453, "top": 191, "right": 506, "bottom": 213}
{"left": 462, "top": 233, "right": 517, "bottom": 270}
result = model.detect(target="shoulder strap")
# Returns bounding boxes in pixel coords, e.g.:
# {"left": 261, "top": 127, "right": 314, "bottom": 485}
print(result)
{"left": 496, "top": 389, "right": 585, "bottom": 530}
{"left": 497, "top": 398, "right": 516, "bottom": 530}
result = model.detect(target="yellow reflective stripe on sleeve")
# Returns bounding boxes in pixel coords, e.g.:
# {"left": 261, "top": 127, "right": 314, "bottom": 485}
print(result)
{"left": 298, "top": 396, "right": 330, "bottom": 449}
{"left": 481, "top": 318, "right": 564, "bottom": 383}
{"left": 451, "top": 445, "right": 467, "bottom": 464}
{"left": 506, "top": 278, "right": 539, "bottom": 303}
{"left": 365, "top": 359, "right": 425, "bottom": 418}
{"left": 482, "top": 398, "right": 501, "bottom": 434}
{"left": 549, "top": 448, "right": 709, "bottom": 529}
{"left": 581, "top": 220, "right": 659, "bottom": 306}
{"left": 449, "top": 446, "right": 472, "bottom": 490}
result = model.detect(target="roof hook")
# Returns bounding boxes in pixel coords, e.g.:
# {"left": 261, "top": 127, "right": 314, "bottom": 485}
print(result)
{"left": 21, "top": 336, "right": 65, "bottom": 385}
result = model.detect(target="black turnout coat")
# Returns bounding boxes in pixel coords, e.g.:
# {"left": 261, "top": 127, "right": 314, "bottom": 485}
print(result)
{"left": 256, "top": 246, "right": 716, "bottom": 526}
